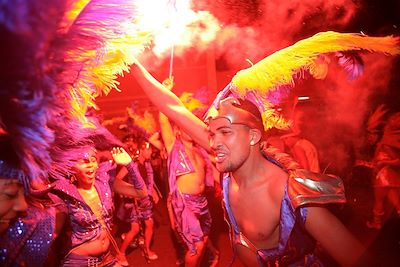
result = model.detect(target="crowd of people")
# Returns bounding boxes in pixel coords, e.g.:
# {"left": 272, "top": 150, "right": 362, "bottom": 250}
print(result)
{"left": 1, "top": 1, "right": 400, "bottom": 267}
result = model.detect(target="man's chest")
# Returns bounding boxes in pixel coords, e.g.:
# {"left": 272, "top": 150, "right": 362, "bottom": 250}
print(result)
{"left": 228, "top": 186, "right": 281, "bottom": 248}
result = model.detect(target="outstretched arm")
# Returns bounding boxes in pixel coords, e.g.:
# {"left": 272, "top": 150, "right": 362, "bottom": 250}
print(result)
{"left": 158, "top": 112, "right": 175, "bottom": 154}
{"left": 305, "top": 206, "right": 365, "bottom": 266}
{"left": 130, "top": 60, "right": 210, "bottom": 150}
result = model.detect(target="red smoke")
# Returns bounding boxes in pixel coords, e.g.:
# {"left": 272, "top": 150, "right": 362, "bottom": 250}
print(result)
{"left": 124, "top": 0, "right": 398, "bottom": 176}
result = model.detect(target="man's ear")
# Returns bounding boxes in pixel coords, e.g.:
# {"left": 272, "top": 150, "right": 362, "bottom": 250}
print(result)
{"left": 249, "top": 128, "right": 262, "bottom": 145}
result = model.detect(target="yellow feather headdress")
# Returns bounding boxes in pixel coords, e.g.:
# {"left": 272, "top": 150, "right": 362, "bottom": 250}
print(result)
{"left": 126, "top": 107, "right": 158, "bottom": 137}
{"left": 209, "top": 31, "right": 400, "bottom": 131}
{"left": 59, "top": 0, "right": 151, "bottom": 126}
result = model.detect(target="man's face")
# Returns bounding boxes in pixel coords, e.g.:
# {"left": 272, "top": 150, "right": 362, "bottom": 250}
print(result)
{"left": 0, "top": 178, "right": 27, "bottom": 235}
{"left": 208, "top": 117, "right": 252, "bottom": 173}
{"left": 72, "top": 149, "right": 98, "bottom": 188}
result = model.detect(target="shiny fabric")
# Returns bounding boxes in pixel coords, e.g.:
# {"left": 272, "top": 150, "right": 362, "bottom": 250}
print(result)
{"left": 50, "top": 161, "right": 134, "bottom": 248}
{"left": 222, "top": 166, "right": 346, "bottom": 266}
{"left": 117, "top": 195, "right": 153, "bottom": 223}
{"left": 167, "top": 138, "right": 214, "bottom": 254}
{"left": 167, "top": 138, "right": 214, "bottom": 193}
{"left": 288, "top": 169, "right": 346, "bottom": 209}
{"left": 117, "top": 161, "right": 154, "bottom": 223}
{"left": 125, "top": 161, "right": 150, "bottom": 192}
{"left": 62, "top": 250, "right": 116, "bottom": 267}
{"left": 222, "top": 173, "right": 320, "bottom": 266}
{"left": 171, "top": 191, "right": 212, "bottom": 255}
{"left": 0, "top": 206, "right": 56, "bottom": 267}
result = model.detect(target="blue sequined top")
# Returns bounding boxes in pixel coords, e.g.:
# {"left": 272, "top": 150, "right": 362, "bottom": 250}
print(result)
{"left": 0, "top": 206, "right": 56, "bottom": 267}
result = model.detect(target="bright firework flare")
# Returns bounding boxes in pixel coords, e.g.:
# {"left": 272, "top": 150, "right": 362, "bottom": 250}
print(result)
{"left": 134, "top": 0, "right": 221, "bottom": 57}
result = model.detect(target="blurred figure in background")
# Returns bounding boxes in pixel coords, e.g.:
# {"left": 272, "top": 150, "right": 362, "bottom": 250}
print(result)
{"left": 117, "top": 137, "right": 159, "bottom": 265}
{"left": 156, "top": 80, "right": 219, "bottom": 267}
{"left": 366, "top": 112, "right": 400, "bottom": 229}
{"left": 281, "top": 109, "right": 321, "bottom": 173}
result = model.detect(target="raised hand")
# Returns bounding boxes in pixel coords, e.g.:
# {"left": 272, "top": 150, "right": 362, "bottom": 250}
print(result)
{"left": 111, "top": 147, "right": 132, "bottom": 166}
{"left": 162, "top": 76, "right": 174, "bottom": 91}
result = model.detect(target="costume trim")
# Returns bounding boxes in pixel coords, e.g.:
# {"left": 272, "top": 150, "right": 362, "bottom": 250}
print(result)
{"left": 288, "top": 169, "right": 346, "bottom": 209}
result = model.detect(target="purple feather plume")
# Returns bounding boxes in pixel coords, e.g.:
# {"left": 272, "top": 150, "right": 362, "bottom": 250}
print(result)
{"left": 335, "top": 51, "right": 364, "bottom": 81}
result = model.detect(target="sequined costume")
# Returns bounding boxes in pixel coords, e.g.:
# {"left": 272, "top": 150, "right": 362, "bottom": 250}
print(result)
{"left": 0, "top": 206, "right": 56, "bottom": 267}
{"left": 222, "top": 166, "right": 346, "bottom": 266}
{"left": 117, "top": 161, "right": 154, "bottom": 223}
{"left": 61, "top": 250, "right": 115, "bottom": 267}
{"left": 50, "top": 160, "right": 144, "bottom": 264}
{"left": 168, "top": 138, "right": 214, "bottom": 254}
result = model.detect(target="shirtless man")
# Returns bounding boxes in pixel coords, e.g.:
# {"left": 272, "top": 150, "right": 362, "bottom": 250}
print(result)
{"left": 159, "top": 105, "right": 216, "bottom": 266}
{"left": 128, "top": 60, "right": 365, "bottom": 266}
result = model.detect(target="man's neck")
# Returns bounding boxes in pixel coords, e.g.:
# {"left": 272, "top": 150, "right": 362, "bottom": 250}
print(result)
{"left": 231, "top": 149, "right": 269, "bottom": 187}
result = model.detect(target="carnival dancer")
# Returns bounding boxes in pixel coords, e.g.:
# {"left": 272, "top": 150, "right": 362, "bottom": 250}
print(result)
{"left": 117, "top": 137, "right": 158, "bottom": 265}
{"left": 280, "top": 110, "right": 321, "bottom": 173}
{"left": 155, "top": 83, "right": 218, "bottom": 266}
{"left": 366, "top": 112, "right": 400, "bottom": 229}
{"left": 129, "top": 32, "right": 400, "bottom": 266}
{"left": 48, "top": 129, "right": 148, "bottom": 267}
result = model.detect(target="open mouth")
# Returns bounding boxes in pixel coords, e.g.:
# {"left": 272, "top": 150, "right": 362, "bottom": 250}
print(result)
{"left": 85, "top": 170, "right": 96, "bottom": 178}
{"left": 215, "top": 152, "right": 227, "bottom": 163}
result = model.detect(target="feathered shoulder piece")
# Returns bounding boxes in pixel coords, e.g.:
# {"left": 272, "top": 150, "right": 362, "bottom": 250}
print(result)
{"left": 228, "top": 31, "right": 400, "bottom": 130}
